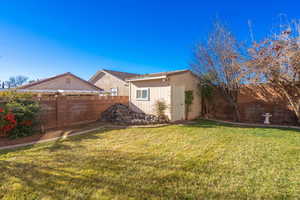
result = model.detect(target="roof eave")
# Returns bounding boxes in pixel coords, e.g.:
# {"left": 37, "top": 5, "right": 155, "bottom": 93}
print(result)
{"left": 127, "top": 75, "right": 167, "bottom": 82}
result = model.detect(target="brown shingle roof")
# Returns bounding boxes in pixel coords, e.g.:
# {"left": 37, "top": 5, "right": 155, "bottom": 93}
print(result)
{"left": 89, "top": 69, "right": 139, "bottom": 83}
{"left": 103, "top": 69, "right": 140, "bottom": 81}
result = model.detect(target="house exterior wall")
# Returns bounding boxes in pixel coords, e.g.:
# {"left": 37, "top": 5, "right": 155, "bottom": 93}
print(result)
{"left": 129, "top": 79, "right": 172, "bottom": 119}
{"left": 94, "top": 72, "right": 129, "bottom": 96}
{"left": 168, "top": 72, "right": 201, "bottom": 120}
{"left": 129, "top": 71, "right": 201, "bottom": 121}
{"left": 24, "top": 74, "right": 99, "bottom": 91}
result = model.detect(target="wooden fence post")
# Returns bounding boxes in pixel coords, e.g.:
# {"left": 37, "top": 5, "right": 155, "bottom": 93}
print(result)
{"left": 56, "top": 95, "right": 67, "bottom": 128}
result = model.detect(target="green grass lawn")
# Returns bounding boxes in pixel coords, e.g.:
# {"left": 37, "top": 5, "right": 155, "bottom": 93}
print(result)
{"left": 0, "top": 120, "right": 300, "bottom": 200}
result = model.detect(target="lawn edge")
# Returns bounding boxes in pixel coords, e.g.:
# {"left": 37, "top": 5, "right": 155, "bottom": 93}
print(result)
{"left": 203, "top": 118, "right": 300, "bottom": 130}
{"left": 0, "top": 123, "right": 172, "bottom": 151}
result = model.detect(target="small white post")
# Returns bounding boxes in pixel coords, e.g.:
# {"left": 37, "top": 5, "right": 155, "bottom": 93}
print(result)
{"left": 262, "top": 113, "right": 272, "bottom": 124}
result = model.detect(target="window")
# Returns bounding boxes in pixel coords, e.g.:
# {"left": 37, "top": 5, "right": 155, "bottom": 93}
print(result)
{"left": 110, "top": 88, "right": 118, "bottom": 96}
{"left": 136, "top": 88, "right": 149, "bottom": 100}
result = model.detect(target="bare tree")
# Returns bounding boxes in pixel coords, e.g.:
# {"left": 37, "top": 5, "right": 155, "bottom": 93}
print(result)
{"left": 192, "top": 21, "right": 247, "bottom": 121}
{"left": 6, "top": 75, "right": 29, "bottom": 88}
{"left": 247, "top": 20, "right": 300, "bottom": 123}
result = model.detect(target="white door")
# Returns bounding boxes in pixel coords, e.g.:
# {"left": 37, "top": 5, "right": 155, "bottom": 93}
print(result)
{"left": 171, "top": 86, "right": 185, "bottom": 121}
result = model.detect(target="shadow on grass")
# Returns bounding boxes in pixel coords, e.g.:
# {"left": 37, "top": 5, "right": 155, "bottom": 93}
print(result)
{"left": 0, "top": 151, "right": 191, "bottom": 199}
{"left": 0, "top": 124, "right": 169, "bottom": 156}
{"left": 0, "top": 123, "right": 298, "bottom": 199}
{"left": 43, "top": 128, "right": 123, "bottom": 152}
{"left": 0, "top": 127, "right": 127, "bottom": 155}
{"left": 0, "top": 148, "right": 293, "bottom": 199}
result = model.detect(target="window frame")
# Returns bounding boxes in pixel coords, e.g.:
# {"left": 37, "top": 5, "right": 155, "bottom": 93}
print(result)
{"left": 136, "top": 88, "right": 150, "bottom": 101}
{"left": 110, "top": 88, "right": 118, "bottom": 96}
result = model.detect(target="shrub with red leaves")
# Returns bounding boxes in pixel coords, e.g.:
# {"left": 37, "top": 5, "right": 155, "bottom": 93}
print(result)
{"left": 0, "top": 108, "right": 17, "bottom": 137}
{"left": 0, "top": 91, "right": 40, "bottom": 138}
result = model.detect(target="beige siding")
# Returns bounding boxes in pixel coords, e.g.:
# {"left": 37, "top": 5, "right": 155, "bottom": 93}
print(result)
{"left": 169, "top": 72, "right": 201, "bottom": 120}
{"left": 25, "top": 75, "right": 98, "bottom": 91}
{"left": 94, "top": 72, "right": 129, "bottom": 96}
{"left": 129, "top": 79, "right": 172, "bottom": 119}
{"left": 129, "top": 71, "right": 201, "bottom": 121}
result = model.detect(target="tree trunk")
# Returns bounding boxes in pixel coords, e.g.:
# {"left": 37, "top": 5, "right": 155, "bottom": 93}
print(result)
{"left": 295, "top": 100, "right": 300, "bottom": 125}
{"left": 222, "top": 90, "right": 241, "bottom": 122}
{"left": 232, "top": 102, "right": 241, "bottom": 122}
{"left": 278, "top": 85, "right": 300, "bottom": 124}
{"left": 295, "top": 108, "right": 300, "bottom": 124}
{"left": 201, "top": 96, "right": 205, "bottom": 117}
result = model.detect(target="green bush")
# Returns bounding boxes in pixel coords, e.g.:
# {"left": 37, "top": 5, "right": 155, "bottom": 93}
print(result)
{"left": 0, "top": 90, "right": 34, "bottom": 100}
{"left": 0, "top": 91, "right": 40, "bottom": 139}
{"left": 197, "top": 81, "right": 215, "bottom": 116}
{"left": 185, "top": 90, "right": 194, "bottom": 120}
{"left": 155, "top": 100, "right": 169, "bottom": 122}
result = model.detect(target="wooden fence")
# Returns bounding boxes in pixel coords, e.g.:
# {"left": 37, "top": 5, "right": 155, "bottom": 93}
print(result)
{"left": 38, "top": 95, "right": 129, "bottom": 130}
{"left": 207, "top": 85, "right": 298, "bottom": 125}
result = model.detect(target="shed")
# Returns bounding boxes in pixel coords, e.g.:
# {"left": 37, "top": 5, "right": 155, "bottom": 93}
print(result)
{"left": 127, "top": 69, "right": 201, "bottom": 121}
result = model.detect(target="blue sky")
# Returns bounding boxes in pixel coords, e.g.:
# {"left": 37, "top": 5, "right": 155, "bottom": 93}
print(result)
{"left": 0, "top": 0, "right": 300, "bottom": 81}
